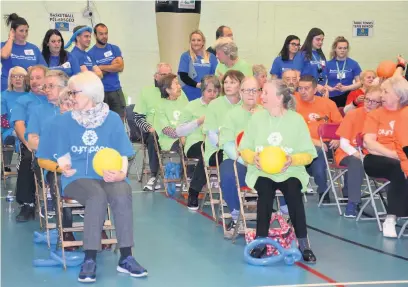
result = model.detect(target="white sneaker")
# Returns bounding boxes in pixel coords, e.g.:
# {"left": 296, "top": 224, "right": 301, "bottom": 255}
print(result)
{"left": 383, "top": 217, "right": 398, "bottom": 238}
{"left": 143, "top": 177, "right": 162, "bottom": 191}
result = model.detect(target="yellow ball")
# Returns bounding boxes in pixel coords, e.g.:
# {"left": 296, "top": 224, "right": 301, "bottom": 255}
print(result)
{"left": 259, "top": 146, "right": 287, "bottom": 174}
{"left": 93, "top": 148, "right": 122, "bottom": 176}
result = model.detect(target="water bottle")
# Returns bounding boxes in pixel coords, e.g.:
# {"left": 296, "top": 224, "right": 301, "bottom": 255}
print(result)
{"left": 6, "top": 190, "right": 14, "bottom": 202}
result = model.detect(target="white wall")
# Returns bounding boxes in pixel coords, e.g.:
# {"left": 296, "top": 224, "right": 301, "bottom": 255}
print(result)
{"left": 2, "top": 1, "right": 408, "bottom": 104}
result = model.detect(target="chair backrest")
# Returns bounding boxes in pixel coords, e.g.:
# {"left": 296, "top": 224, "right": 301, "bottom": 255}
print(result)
{"left": 125, "top": 104, "right": 143, "bottom": 143}
{"left": 318, "top": 123, "right": 340, "bottom": 140}
{"left": 355, "top": 133, "right": 364, "bottom": 148}
{"left": 338, "top": 107, "right": 345, "bottom": 117}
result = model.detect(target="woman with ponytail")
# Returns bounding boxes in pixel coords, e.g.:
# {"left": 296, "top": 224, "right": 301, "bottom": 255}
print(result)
{"left": 1, "top": 13, "right": 46, "bottom": 91}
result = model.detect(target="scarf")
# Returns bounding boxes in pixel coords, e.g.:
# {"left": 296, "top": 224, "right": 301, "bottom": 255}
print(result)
{"left": 71, "top": 102, "right": 110, "bottom": 129}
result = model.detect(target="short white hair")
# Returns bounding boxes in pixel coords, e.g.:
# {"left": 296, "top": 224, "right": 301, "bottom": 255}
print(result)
{"left": 68, "top": 71, "right": 104, "bottom": 103}
{"left": 214, "top": 37, "right": 238, "bottom": 60}
{"left": 156, "top": 62, "right": 172, "bottom": 74}
{"left": 383, "top": 76, "right": 408, "bottom": 107}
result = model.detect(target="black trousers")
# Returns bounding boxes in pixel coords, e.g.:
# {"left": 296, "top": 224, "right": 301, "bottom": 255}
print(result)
{"left": 364, "top": 154, "right": 408, "bottom": 217}
{"left": 143, "top": 132, "right": 160, "bottom": 176}
{"left": 330, "top": 92, "right": 349, "bottom": 108}
{"left": 104, "top": 88, "right": 126, "bottom": 120}
{"left": 187, "top": 141, "right": 223, "bottom": 193}
{"left": 254, "top": 177, "right": 307, "bottom": 239}
{"left": 16, "top": 143, "right": 36, "bottom": 205}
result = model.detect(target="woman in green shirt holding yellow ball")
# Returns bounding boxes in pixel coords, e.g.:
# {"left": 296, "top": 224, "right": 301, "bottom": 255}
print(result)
{"left": 239, "top": 79, "right": 318, "bottom": 264}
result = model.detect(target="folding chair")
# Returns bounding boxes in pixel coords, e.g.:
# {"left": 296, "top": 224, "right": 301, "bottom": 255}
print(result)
{"left": 52, "top": 171, "right": 117, "bottom": 269}
{"left": 355, "top": 133, "right": 391, "bottom": 231}
{"left": 1, "top": 137, "right": 17, "bottom": 188}
{"left": 125, "top": 104, "right": 149, "bottom": 184}
{"left": 317, "top": 123, "right": 348, "bottom": 215}
{"left": 152, "top": 132, "right": 184, "bottom": 196}
{"left": 179, "top": 140, "right": 199, "bottom": 198}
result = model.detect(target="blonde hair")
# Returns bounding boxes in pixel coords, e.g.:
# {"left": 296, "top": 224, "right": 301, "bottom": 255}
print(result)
{"left": 68, "top": 71, "right": 104, "bottom": 103}
{"left": 189, "top": 30, "right": 209, "bottom": 63}
{"left": 252, "top": 64, "right": 267, "bottom": 77}
{"left": 330, "top": 36, "right": 349, "bottom": 59}
{"left": 383, "top": 76, "right": 408, "bottom": 107}
{"left": 214, "top": 37, "right": 238, "bottom": 60}
{"left": 360, "top": 70, "right": 377, "bottom": 81}
{"left": 7, "top": 66, "right": 28, "bottom": 91}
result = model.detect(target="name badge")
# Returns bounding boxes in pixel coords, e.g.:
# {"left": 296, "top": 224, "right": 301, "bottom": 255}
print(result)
{"left": 24, "top": 49, "right": 34, "bottom": 56}
{"left": 320, "top": 60, "right": 326, "bottom": 67}
{"left": 337, "top": 72, "right": 345, "bottom": 79}
{"left": 104, "top": 50, "right": 113, "bottom": 57}
{"left": 62, "top": 62, "right": 71, "bottom": 69}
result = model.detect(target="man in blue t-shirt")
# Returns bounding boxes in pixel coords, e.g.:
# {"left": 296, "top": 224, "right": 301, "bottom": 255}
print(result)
{"left": 88, "top": 23, "right": 126, "bottom": 122}
{"left": 69, "top": 25, "right": 103, "bottom": 78}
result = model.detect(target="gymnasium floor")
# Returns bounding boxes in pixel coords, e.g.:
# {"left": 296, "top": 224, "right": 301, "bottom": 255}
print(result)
{"left": 1, "top": 164, "right": 408, "bottom": 287}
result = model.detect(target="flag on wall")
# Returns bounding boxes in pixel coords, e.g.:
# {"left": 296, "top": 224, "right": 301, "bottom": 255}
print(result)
{"left": 49, "top": 13, "right": 84, "bottom": 32}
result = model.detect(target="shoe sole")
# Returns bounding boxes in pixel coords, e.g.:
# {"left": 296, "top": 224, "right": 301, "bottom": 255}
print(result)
{"left": 78, "top": 277, "right": 96, "bottom": 283}
{"left": 117, "top": 266, "right": 148, "bottom": 277}
{"left": 187, "top": 206, "right": 199, "bottom": 211}
{"left": 343, "top": 214, "right": 356, "bottom": 218}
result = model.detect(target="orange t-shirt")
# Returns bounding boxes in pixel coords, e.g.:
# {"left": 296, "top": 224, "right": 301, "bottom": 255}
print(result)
{"left": 394, "top": 106, "right": 408, "bottom": 177}
{"left": 295, "top": 94, "right": 343, "bottom": 140}
{"left": 346, "top": 89, "right": 365, "bottom": 108}
{"left": 362, "top": 107, "right": 400, "bottom": 151}
{"left": 335, "top": 107, "right": 367, "bottom": 164}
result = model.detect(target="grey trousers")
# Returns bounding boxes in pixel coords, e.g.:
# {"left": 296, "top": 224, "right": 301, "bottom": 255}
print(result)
{"left": 340, "top": 155, "right": 364, "bottom": 204}
{"left": 64, "top": 179, "right": 134, "bottom": 250}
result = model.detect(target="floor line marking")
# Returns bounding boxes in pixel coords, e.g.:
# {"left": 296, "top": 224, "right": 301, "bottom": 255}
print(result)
{"left": 258, "top": 280, "right": 408, "bottom": 287}
{"left": 165, "top": 194, "right": 343, "bottom": 286}
{"left": 307, "top": 224, "right": 408, "bottom": 261}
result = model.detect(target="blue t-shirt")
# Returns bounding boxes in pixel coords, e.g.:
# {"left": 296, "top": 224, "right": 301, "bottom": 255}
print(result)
{"left": 326, "top": 57, "right": 362, "bottom": 98}
{"left": 26, "top": 102, "right": 60, "bottom": 136}
{"left": 88, "top": 44, "right": 122, "bottom": 92}
{"left": 47, "top": 52, "right": 81, "bottom": 77}
{"left": 70, "top": 46, "right": 95, "bottom": 71}
{"left": 1, "top": 41, "right": 46, "bottom": 91}
{"left": 52, "top": 111, "right": 134, "bottom": 190}
{"left": 293, "top": 50, "right": 327, "bottom": 84}
{"left": 1, "top": 90, "right": 26, "bottom": 140}
{"left": 36, "top": 114, "right": 62, "bottom": 161}
{"left": 270, "top": 56, "right": 296, "bottom": 79}
{"left": 178, "top": 51, "right": 218, "bottom": 101}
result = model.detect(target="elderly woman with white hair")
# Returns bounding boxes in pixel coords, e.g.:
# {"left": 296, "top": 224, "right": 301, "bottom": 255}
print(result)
{"left": 53, "top": 71, "right": 147, "bottom": 283}
{"left": 1, "top": 66, "right": 28, "bottom": 168}
{"left": 363, "top": 57, "right": 408, "bottom": 238}
{"left": 214, "top": 37, "right": 252, "bottom": 80}
{"left": 238, "top": 79, "right": 317, "bottom": 263}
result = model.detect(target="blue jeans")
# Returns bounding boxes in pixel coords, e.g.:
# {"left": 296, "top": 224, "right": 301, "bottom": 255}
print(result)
{"left": 306, "top": 146, "right": 328, "bottom": 194}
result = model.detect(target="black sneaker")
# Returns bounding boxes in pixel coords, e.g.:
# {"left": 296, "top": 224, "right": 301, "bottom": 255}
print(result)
{"left": 187, "top": 191, "right": 199, "bottom": 211}
{"left": 301, "top": 248, "right": 317, "bottom": 264}
{"left": 16, "top": 205, "right": 35, "bottom": 222}
{"left": 319, "top": 193, "right": 331, "bottom": 204}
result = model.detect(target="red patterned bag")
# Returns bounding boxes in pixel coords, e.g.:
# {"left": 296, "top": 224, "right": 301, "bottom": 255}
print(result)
{"left": 1, "top": 114, "right": 10, "bottom": 129}
{"left": 245, "top": 213, "right": 297, "bottom": 256}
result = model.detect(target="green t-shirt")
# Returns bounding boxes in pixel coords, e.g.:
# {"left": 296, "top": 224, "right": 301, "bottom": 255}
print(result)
{"left": 215, "top": 58, "right": 252, "bottom": 77}
{"left": 202, "top": 96, "right": 242, "bottom": 164}
{"left": 178, "top": 98, "right": 208, "bottom": 154}
{"left": 219, "top": 104, "right": 262, "bottom": 160}
{"left": 135, "top": 86, "right": 188, "bottom": 125}
{"left": 154, "top": 96, "right": 188, "bottom": 150}
{"left": 238, "top": 109, "right": 317, "bottom": 191}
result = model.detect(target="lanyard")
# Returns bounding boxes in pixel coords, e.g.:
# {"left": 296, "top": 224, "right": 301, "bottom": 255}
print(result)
{"left": 336, "top": 59, "right": 347, "bottom": 75}
{"left": 312, "top": 52, "right": 321, "bottom": 68}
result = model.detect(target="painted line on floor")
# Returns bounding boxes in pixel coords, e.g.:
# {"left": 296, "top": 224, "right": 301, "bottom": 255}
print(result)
{"left": 260, "top": 280, "right": 408, "bottom": 287}
{"left": 165, "top": 194, "right": 343, "bottom": 287}
{"left": 306, "top": 225, "right": 408, "bottom": 262}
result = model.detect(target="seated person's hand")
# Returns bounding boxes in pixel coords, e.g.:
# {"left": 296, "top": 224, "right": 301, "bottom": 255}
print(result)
{"left": 60, "top": 165, "right": 77, "bottom": 177}
{"left": 329, "top": 140, "right": 340, "bottom": 150}
{"left": 180, "top": 136, "right": 186, "bottom": 146}
{"left": 149, "top": 127, "right": 155, "bottom": 133}
{"left": 254, "top": 152, "right": 261, "bottom": 170}
{"left": 197, "top": 115, "right": 205, "bottom": 126}
{"left": 103, "top": 170, "right": 126, "bottom": 182}
{"left": 280, "top": 155, "right": 292, "bottom": 173}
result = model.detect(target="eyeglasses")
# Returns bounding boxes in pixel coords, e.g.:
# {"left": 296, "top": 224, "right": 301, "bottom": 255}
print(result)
{"left": 11, "top": 75, "right": 25, "bottom": 79}
{"left": 289, "top": 43, "right": 301, "bottom": 47}
{"left": 43, "top": 84, "right": 64, "bottom": 91}
{"left": 67, "top": 90, "right": 82, "bottom": 98}
{"left": 241, "top": 88, "right": 259, "bottom": 95}
{"left": 364, "top": 98, "right": 382, "bottom": 105}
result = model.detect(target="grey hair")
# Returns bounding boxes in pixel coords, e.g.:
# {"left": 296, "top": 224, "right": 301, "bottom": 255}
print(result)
{"left": 155, "top": 62, "right": 172, "bottom": 74}
{"left": 383, "top": 76, "right": 408, "bottom": 107}
{"left": 68, "top": 71, "right": 104, "bottom": 103}
{"left": 214, "top": 37, "right": 238, "bottom": 60}
{"left": 201, "top": 75, "right": 221, "bottom": 93}
{"left": 266, "top": 79, "right": 296, "bottom": 111}
{"left": 252, "top": 64, "right": 267, "bottom": 76}
{"left": 45, "top": 70, "right": 69, "bottom": 87}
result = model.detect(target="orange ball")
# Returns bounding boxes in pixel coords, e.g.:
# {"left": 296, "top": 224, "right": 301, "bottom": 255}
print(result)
{"left": 377, "top": 61, "right": 397, "bottom": 78}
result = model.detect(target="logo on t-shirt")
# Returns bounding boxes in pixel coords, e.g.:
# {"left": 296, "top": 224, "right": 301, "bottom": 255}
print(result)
{"left": 82, "top": 130, "right": 98, "bottom": 146}
{"left": 378, "top": 120, "right": 395, "bottom": 136}
{"left": 171, "top": 110, "right": 181, "bottom": 125}
{"left": 267, "top": 132, "right": 283, "bottom": 146}
{"left": 71, "top": 130, "right": 105, "bottom": 154}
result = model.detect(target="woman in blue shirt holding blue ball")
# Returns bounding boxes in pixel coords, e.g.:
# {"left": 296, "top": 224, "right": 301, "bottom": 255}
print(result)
{"left": 325, "top": 36, "right": 362, "bottom": 107}
{"left": 53, "top": 71, "right": 147, "bottom": 283}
